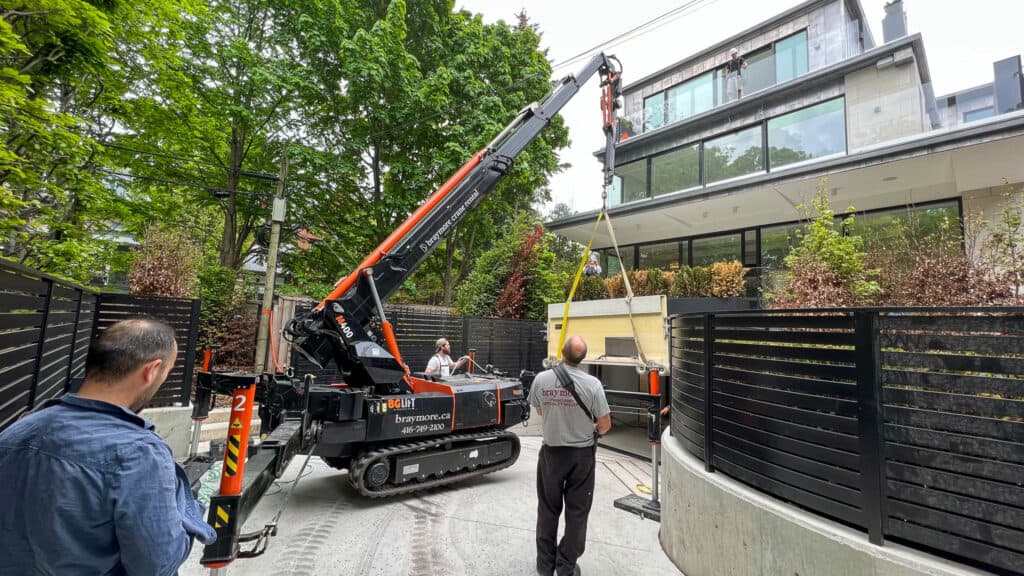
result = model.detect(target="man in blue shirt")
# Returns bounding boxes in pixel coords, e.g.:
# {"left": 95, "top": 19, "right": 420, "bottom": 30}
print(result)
{"left": 0, "top": 318, "right": 216, "bottom": 575}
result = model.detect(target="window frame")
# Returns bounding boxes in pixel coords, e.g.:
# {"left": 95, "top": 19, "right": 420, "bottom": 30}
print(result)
{"left": 766, "top": 96, "right": 848, "bottom": 171}
{"left": 702, "top": 123, "right": 766, "bottom": 185}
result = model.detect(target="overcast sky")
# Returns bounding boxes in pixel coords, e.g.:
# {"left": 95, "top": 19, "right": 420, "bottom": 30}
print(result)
{"left": 456, "top": 0, "right": 1024, "bottom": 215}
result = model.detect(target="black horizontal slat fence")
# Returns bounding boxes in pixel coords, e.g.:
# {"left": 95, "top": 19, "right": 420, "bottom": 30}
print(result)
{"left": 0, "top": 261, "right": 99, "bottom": 431}
{"left": 1, "top": 260, "right": 201, "bottom": 432}
{"left": 94, "top": 294, "right": 201, "bottom": 407}
{"left": 670, "top": 307, "right": 1024, "bottom": 576}
{"left": 289, "top": 304, "right": 546, "bottom": 382}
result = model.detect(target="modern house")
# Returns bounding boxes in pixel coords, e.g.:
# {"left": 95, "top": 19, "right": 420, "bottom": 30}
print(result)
{"left": 547, "top": 0, "right": 1024, "bottom": 287}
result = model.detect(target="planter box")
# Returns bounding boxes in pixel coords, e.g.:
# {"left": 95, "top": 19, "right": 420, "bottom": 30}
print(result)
{"left": 667, "top": 297, "right": 759, "bottom": 315}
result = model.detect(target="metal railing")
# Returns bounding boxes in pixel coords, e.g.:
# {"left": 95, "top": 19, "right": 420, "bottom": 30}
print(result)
{"left": 669, "top": 307, "right": 1024, "bottom": 575}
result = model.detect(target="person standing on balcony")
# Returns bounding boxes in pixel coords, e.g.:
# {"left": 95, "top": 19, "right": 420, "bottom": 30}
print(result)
{"left": 724, "top": 47, "right": 749, "bottom": 101}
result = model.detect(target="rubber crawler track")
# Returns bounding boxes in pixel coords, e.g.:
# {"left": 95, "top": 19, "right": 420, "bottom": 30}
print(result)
{"left": 348, "top": 428, "right": 521, "bottom": 498}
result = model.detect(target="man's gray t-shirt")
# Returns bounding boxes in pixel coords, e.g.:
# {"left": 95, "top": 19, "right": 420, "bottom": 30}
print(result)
{"left": 528, "top": 364, "right": 610, "bottom": 447}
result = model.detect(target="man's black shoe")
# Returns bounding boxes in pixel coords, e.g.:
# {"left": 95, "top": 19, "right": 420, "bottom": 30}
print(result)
{"left": 556, "top": 565, "right": 581, "bottom": 576}
{"left": 536, "top": 560, "right": 554, "bottom": 576}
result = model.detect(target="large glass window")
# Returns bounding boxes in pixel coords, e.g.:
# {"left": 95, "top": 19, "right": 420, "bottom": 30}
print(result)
{"left": 667, "top": 73, "right": 714, "bottom": 123}
{"left": 775, "top": 31, "right": 809, "bottom": 83}
{"left": 639, "top": 241, "right": 682, "bottom": 271}
{"left": 615, "top": 160, "right": 648, "bottom": 204}
{"left": 651, "top": 145, "right": 699, "bottom": 197}
{"left": 760, "top": 223, "right": 803, "bottom": 269}
{"left": 691, "top": 234, "right": 741, "bottom": 266}
{"left": 704, "top": 125, "right": 764, "bottom": 183}
{"left": 743, "top": 47, "right": 775, "bottom": 95}
{"left": 849, "top": 202, "right": 961, "bottom": 250}
{"left": 963, "top": 107, "right": 994, "bottom": 123}
{"left": 644, "top": 93, "right": 665, "bottom": 132}
{"left": 603, "top": 251, "right": 622, "bottom": 276}
{"left": 768, "top": 98, "right": 846, "bottom": 169}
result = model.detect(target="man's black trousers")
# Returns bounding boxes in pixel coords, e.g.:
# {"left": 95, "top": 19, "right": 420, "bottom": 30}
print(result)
{"left": 536, "top": 444, "right": 596, "bottom": 576}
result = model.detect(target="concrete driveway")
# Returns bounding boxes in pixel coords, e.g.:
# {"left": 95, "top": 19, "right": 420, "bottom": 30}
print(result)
{"left": 182, "top": 435, "right": 682, "bottom": 576}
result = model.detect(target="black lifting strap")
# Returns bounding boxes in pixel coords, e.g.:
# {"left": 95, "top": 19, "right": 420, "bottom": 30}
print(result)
{"left": 553, "top": 363, "right": 596, "bottom": 423}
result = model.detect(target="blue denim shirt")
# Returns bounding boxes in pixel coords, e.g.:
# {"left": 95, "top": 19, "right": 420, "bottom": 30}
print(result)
{"left": 0, "top": 394, "right": 216, "bottom": 575}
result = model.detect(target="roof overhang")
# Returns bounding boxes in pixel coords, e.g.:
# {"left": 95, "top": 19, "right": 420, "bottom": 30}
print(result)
{"left": 549, "top": 112, "right": 1024, "bottom": 249}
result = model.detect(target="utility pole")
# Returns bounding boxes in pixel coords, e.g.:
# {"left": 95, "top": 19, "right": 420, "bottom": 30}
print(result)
{"left": 254, "top": 154, "right": 288, "bottom": 373}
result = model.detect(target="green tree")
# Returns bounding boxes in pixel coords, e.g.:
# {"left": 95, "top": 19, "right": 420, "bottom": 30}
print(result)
{"left": 293, "top": 2, "right": 568, "bottom": 304}
{"left": 767, "top": 179, "right": 880, "bottom": 307}
{"left": 1, "top": 1, "right": 189, "bottom": 282}
{"left": 455, "top": 215, "right": 561, "bottom": 320}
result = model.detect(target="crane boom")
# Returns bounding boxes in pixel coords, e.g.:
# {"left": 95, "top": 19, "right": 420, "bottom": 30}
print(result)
{"left": 285, "top": 53, "right": 622, "bottom": 390}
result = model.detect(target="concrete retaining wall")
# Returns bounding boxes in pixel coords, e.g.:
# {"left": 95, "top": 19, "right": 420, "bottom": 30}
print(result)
{"left": 659, "top": 430, "right": 989, "bottom": 576}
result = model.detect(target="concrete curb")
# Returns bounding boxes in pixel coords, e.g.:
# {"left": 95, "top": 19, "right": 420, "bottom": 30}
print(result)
{"left": 659, "top": 428, "right": 990, "bottom": 576}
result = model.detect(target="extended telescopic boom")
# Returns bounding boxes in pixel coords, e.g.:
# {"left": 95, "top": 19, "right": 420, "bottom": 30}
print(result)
{"left": 285, "top": 53, "right": 622, "bottom": 392}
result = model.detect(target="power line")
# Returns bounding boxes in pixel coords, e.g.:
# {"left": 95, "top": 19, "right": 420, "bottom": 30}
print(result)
{"left": 101, "top": 142, "right": 227, "bottom": 171}
{"left": 551, "top": 0, "right": 718, "bottom": 71}
{"left": 97, "top": 168, "right": 270, "bottom": 198}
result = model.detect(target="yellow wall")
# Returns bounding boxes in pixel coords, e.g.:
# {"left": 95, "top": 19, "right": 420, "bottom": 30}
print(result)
{"left": 547, "top": 298, "right": 668, "bottom": 366}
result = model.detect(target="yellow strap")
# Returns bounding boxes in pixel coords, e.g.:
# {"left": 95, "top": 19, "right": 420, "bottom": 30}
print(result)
{"left": 603, "top": 211, "right": 649, "bottom": 368}
{"left": 557, "top": 210, "right": 604, "bottom": 359}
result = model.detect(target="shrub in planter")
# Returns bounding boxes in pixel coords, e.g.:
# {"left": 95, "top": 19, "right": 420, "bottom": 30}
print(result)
{"left": 711, "top": 261, "right": 747, "bottom": 297}
{"left": 605, "top": 274, "right": 626, "bottom": 298}
{"left": 645, "top": 268, "right": 669, "bottom": 296}
{"left": 575, "top": 274, "right": 609, "bottom": 301}
{"left": 673, "top": 265, "right": 712, "bottom": 297}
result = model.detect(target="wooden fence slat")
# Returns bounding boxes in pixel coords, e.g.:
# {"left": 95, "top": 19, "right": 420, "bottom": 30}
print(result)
{"left": 714, "top": 404, "right": 860, "bottom": 453}
{"left": 712, "top": 341, "right": 855, "bottom": 364}
{"left": 714, "top": 428, "right": 862, "bottom": 489}
{"left": 712, "top": 457, "right": 864, "bottom": 527}
{"left": 887, "top": 461, "right": 1024, "bottom": 507}
{"left": 714, "top": 378, "right": 859, "bottom": 417}
{"left": 714, "top": 354, "right": 857, "bottom": 382}
{"left": 884, "top": 388, "right": 1024, "bottom": 420}
{"left": 885, "top": 424, "right": 1024, "bottom": 466}
{"left": 886, "top": 517, "right": 1024, "bottom": 574}
{"left": 714, "top": 314, "right": 854, "bottom": 329}
{"left": 713, "top": 414, "right": 861, "bottom": 469}
{"left": 888, "top": 480, "right": 1024, "bottom": 531}
{"left": 713, "top": 328, "right": 855, "bottom": 346}
{"left": 884, "top": 406, "right": 1024, "bottom": 443}
{"left": 883, "top": 368, "right": 1024, "bottom": 398}
{"left": 0, "top": 313, "right": 43, "bottom": 331}
{"left": 888, "top": 499, "right": 1024, "bottom": 554}
{"left": 0, "top": 293, "right": 47, "bottom": 311}
{"left": 713, "top": 365, "right": 857, "bottom": 398}
{"left": 886, "top": 442, "right": 1024, "bottom": 485}
{"left": 880, "top": 314, "right": 1024, "bottom": 334}
{"left": 883, "top": 351, "right": 1024, "bottom": 378}
{"left": 881, "top": 332, "right": 1022, "bottom": 357}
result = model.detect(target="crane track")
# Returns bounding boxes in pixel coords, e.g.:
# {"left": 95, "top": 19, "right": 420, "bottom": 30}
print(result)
{"left": 348, "top": 428, "right": 521, "bottom": 498}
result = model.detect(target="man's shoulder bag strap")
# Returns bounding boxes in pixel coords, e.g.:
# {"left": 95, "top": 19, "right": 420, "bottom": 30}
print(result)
{"left": 552, "top": 364, "right": 596, "bottom": 423}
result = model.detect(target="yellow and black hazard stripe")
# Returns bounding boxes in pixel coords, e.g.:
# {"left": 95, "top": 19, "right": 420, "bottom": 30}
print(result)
{"left": 224, "top": 434, "right": 242, "bottom": 476}
{"left": 214, "top": 504, "right": 230, "bottom": 529}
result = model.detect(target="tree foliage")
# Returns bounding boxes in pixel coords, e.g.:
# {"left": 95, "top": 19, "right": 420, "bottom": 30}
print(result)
{"left": 129, "top": 226, "right": 201, "bottom": 297}
{"left": 454, "top": 216, "right": 561, "bottom": 320}
{"left": 2, "top": 1, "right": 574, "bottom": 328}
{"left": 766, "top": 180, "right": 881, "bottom": 308}
{"left": 1, "top": 1, "right": 190, "bottom": 283}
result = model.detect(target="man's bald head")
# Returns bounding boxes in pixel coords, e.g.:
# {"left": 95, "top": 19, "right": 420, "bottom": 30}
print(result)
{"left": 562, "top": 336, "right": 587, "bottom": 366}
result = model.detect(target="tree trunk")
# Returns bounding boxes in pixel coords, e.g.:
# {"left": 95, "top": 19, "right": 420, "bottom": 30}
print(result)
{"left": 441, "top": 233, "right": 457, "bottom": 306}
{"left": 219, "top": 130, "right": 245, "bottom": 269}
{"left": 371, "top": 144, "right": 385, "bottom": 244}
